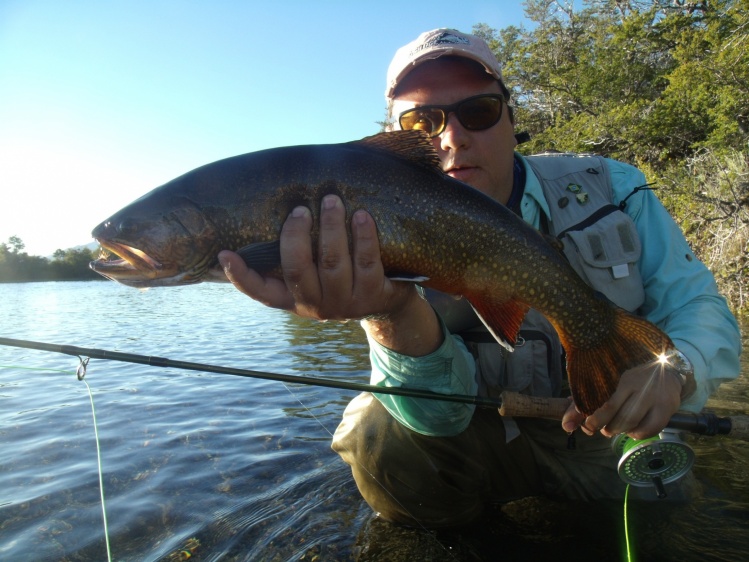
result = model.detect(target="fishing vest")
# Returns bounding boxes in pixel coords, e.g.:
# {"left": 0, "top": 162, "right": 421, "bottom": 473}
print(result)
{"left": 430, "top": 153, "right": 646, "bottom": 400}
{"left": 525, "top": 152, "right": 645, "bottom": 313}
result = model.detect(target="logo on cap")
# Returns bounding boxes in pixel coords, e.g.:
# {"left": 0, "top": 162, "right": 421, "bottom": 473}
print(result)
{"left": 411, "top": 31, "right": 470, "bottom": 56}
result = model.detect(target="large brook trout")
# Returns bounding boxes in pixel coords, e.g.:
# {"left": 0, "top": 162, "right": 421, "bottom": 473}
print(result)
{"left": 90, "top": 130, "right": 674, "bottom": 414}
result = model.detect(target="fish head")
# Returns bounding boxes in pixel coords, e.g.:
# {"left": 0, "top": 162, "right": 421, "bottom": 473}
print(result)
{"left": 89, "top": 193, "right": 221, "bottom": 287}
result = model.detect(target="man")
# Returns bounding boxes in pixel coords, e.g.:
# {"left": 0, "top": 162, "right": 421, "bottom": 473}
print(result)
{"left": 218, "top": 29, "right": 741, "bottom": 527}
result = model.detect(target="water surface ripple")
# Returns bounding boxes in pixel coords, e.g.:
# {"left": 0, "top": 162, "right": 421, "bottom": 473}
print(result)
{"left": 0, "top": 281, "right": 747, "bottom": 561}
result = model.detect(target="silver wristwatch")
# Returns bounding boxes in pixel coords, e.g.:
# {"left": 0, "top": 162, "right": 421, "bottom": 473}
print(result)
{"left": 665, "top": 349, "right": 696, "bottom": 399}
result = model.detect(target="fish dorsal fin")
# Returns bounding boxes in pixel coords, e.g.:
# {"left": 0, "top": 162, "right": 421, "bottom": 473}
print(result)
{"left": 352, "top": 131, "right": 444, "bottom": 174}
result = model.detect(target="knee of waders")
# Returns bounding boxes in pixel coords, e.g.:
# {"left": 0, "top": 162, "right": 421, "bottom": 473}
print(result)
{"left": 331, "top": 393, "right": 486, "bottom": 528}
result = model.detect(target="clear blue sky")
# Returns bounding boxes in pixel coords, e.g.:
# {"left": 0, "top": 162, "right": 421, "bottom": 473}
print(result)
{"left": 0, "top": 1, "right": 533, "bottom": 257}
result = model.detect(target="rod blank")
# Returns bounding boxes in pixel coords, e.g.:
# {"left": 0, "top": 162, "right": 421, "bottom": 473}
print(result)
{"left": 2, "top": 336, "right": 746, "bottom": 439}
{"left": 0, "top": 336, "right": 502, "bottom": 408}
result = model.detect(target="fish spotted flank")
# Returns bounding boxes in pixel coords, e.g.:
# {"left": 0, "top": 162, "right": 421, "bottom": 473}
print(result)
{"left": 90, "top": 131, "right": 674, "bottom": 414}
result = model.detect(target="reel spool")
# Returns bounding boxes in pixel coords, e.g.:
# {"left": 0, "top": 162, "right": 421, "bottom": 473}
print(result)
{"left": 612, "top": 429, "right": 694, "bottom": 499}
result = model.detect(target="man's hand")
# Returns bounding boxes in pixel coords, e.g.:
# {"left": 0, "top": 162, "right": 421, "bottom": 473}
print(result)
{"left": 562, "top": 361, "right": 683, "bottom": 440}
{"left": 218, "top": 194, "right": 441, "bottom": 355}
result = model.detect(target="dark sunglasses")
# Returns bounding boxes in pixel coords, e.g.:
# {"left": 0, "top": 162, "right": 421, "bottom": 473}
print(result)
{"left": 398, "top": 94, "right": 505, "bottom": 138}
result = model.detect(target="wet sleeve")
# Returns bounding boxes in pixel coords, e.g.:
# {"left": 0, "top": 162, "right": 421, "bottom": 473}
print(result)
{"left": 608, "top": 159, "right": 742, "bottom": 412}
{"left": 365, "top": 316, "right": 478, "bottom": 436}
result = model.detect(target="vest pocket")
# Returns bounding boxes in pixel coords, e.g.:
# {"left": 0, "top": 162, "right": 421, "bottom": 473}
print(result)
{"left": 561, "top": 211, "right": 645, "bottom": 311}
{"left": 470, "top": 310, "right": 565, "bottom": 399}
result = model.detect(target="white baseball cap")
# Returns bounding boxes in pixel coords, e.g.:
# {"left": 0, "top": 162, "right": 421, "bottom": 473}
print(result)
{"left": 385, "top": 28, "right": 504, "bottom": 99}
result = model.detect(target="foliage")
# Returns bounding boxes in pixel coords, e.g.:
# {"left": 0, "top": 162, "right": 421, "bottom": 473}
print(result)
{"left": 476, "top": 0, "right": 748, "bottom": 312}
{"left": 648, "top": 150, "right": 749, "bottom": 312}
{"left": 0, "top": 239, "right": 102, "bottom": 283}
{"left": 490, "top": 0, "right": 748, "bottom": 163}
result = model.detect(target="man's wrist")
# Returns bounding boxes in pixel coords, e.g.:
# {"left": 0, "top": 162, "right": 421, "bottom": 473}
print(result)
{"left": 361, "top": 288, "right": 443, "bottom": 356}
{"left": 665, "top": 349, "right": 696, "bottom": 400}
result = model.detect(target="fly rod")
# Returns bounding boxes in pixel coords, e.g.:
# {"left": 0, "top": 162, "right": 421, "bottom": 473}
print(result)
{"left": 2, "top": 336, "right": 747, "bottom": 439}
{"left": 0, "top": 336, "right": 502, "bottom": 408}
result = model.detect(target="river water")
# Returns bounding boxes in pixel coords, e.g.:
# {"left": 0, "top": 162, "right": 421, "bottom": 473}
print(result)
{"left": 0, "top": 281, "right": 746, "bottom": 561}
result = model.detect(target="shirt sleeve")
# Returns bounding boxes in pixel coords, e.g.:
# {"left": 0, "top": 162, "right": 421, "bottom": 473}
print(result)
{"left": 366, "top": 314, "right": 478, "bottom": 436}
{"left": 607, "top": 159, "right": 742, "bottom": 412}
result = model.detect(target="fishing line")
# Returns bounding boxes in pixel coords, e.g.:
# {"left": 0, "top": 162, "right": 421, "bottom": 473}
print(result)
{"left": 77, "top": 359, "right": 113, "bottom": 562}
{"left": 624, "top": 484, "right": 632, "bottom": 562}
{"left": 2, "top": 347, "right": 462, "bottom": 560}
{"left": 0, "top": 360, "right": 113, "bottom": 562}
{"left": 0, "top": 364, "right": 71, "bottom": 374}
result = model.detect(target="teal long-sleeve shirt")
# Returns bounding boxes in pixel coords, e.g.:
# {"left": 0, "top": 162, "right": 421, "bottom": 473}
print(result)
{"left": 367, "top": 154, "right": 742, "bottom": 436}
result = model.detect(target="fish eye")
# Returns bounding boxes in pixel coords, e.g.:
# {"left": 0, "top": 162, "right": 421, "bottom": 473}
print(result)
{"left": 117, "top": 218, "right": 138, "bottom": 236}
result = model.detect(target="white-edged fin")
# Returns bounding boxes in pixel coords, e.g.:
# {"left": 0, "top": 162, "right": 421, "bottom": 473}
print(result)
{"left": 469, "top": 303, "right": 517, "bottom": 353}
{"left": 387, "top": 274, "right": 430, "bottom": 283}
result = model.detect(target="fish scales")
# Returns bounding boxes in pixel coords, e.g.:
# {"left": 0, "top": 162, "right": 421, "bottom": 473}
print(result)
{"left": 90, "top": 130, "right": 674, "bottom": 414}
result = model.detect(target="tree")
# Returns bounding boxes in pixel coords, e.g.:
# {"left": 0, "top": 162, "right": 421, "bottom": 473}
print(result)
{"left": 0, "top": 237, "right": 101, "bottom": 282}
{"left": 482, "top": 0, "right": 747, "bottom": 165}
{"left": 51, "top": 248, "right": 100, "bottom": 281}
{"left": 7, "top": 235, "right": 25, "bottom": 254}
{"left": 649, "top": 0, "right": 749, "bottom": 156}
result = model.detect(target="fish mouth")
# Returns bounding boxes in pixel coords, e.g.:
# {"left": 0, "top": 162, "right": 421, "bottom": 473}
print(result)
{"left": 90, "top": 239, "right": 164, "bottom": 280}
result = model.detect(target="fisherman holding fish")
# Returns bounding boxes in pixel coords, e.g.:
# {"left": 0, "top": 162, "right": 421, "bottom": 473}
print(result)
{"left": 215, "top": 29, "right": 742, "bottom": 526}
{"left": 100, "top": 28, "right": 741, "bottom": 527}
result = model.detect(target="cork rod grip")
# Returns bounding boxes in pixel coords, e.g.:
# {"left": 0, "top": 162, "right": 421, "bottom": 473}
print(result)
{"left": 499, "top": 392, "right": 749, "bottom": 440}
{"left": 499, "top": 391, "right": 571, "bottom": 419}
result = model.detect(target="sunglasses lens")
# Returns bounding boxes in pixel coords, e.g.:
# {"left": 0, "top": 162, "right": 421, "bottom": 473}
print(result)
{"left": 398, "top": 95, "right": 504, "bottom": 137}
{"left": 399, "top": 108, "right": 445, "bottom": 137}
{"left": 458, "top": 97, "right": 502, "bottom": 130}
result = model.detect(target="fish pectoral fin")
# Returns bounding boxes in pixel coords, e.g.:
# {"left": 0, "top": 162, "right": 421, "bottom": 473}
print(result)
{"left": 235, "top": 240, "right": 281, "bottom": 273}
{"left": 387, "top": 274, "right": 430, "bottom": 283}
{"left": 468, "top": 297, "right": 530, "bottom": 353}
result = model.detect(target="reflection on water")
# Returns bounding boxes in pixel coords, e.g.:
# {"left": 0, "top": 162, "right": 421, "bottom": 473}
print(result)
{"left": 0, "top": 281, "right": 746, "bottom": 561}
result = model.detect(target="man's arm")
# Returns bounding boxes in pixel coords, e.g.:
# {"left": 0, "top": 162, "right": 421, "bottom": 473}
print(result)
{"left": 612, "top": 161, "right": 742, "bottom": 410}
{"left": 563, "top": 162, "right": 742, "bottom": 439}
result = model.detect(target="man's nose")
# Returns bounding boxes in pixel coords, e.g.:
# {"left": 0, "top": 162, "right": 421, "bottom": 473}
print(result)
{"left": 438, "top": 112, "right": 469, "bottom": 151}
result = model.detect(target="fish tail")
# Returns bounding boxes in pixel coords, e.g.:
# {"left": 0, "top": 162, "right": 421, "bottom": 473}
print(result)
{"left": 565, "top": 307, "right": 674, "bottom": 416}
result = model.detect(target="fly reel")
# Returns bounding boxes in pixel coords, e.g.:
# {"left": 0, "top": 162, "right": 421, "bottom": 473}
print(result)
{"left": 612, "top": 429, "right": 694, "bottom": 499}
